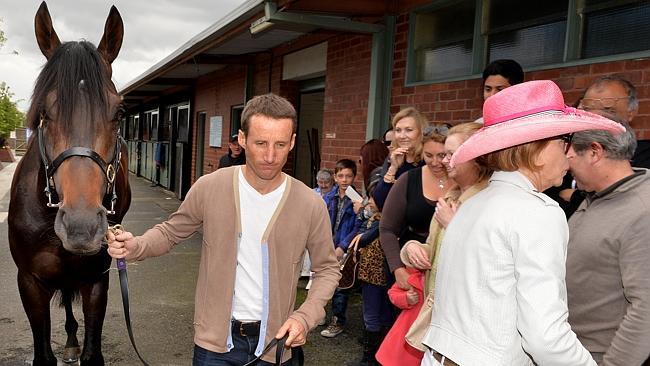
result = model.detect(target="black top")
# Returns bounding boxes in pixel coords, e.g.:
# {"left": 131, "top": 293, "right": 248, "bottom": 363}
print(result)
{"left": 632, "top": 140, "right": 650, "bottom": 169}
{"left": 218, "top": 151, "right": 246, "bottom": 169}
{"left": 402, "top": 167, "right": 438, "bottom": 244}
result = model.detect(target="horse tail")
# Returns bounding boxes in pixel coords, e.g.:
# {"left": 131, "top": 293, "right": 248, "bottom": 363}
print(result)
{"left": 57, "top": 288, "right": 80, "bottom": 308}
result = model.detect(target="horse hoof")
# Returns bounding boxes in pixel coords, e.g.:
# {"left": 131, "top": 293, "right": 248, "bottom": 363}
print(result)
{"left": 62, "top": 347, "right": 80, "bottom": 364}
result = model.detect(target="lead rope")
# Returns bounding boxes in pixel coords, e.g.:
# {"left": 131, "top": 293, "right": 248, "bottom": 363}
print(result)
{"left": 106, "top": 224, "right": 150, "bottom": 366}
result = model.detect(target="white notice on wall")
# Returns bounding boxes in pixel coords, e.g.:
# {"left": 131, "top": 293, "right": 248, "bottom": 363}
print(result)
{"left": 209, "top": 116, "right": 223, "bottom": 147}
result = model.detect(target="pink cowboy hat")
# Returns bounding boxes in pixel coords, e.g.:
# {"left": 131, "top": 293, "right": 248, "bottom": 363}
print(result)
{"left": 450, "top": 80, "right": 625, "bottom": 166}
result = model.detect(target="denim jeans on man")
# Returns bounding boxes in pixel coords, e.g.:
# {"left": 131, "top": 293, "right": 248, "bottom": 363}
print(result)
{"left": 193, "top": 330, "right": 293, "bottom": 366}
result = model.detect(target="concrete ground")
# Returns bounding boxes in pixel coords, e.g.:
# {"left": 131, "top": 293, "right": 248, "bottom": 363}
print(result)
{"left": 0, "top": 156, "right": 363, "bottom": 365}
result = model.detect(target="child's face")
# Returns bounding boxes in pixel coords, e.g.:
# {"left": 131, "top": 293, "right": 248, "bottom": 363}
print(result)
{"left": 367, "top": 197, "right": 378, "bottom": 213}
{"left": 335, "top": 168, "right": 355, "bottom": 193}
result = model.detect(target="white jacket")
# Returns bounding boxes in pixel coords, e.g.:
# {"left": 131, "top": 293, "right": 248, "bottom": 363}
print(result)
{"left": 422, "top": 171, "right": 595, "bottom": 366}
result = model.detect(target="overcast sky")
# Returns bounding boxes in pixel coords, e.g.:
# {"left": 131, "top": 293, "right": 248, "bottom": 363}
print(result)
{"left": 0, "top": 0, "right": 248, "bottom": 112}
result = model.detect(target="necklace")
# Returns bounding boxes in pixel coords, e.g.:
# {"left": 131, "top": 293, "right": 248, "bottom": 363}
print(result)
{"left": 438, "top": 178, "right": 447, "bottom": 189}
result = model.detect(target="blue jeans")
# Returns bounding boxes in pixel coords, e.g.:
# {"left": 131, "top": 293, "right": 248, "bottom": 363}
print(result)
{"left": 331, "top": 287, "right": 350, "bottom": 325}
{"left": 192, "top": 333, "right": 293, "bottom": 366}
{"left": 361, "top": 283, "right": 395, "bottom": 332}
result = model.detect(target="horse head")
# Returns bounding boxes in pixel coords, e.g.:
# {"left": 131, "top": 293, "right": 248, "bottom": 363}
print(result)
{"left": 29, "top": 2, "right": 124, "bottom": 255}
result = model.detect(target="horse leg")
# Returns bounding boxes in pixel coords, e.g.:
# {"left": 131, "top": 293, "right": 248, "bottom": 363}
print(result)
{"left": 78, "top": 274, "right": 109, "bottom": 366}
{"left": 17, "top": 271, "right": 57, "bottom": 366}
{"left": 62, "top": 289, "right": 81, "bottom": 363}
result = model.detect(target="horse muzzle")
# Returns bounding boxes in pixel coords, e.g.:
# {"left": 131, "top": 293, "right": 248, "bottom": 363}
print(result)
{"left": 54, "top": 205, "right": 108, "bottom": 255}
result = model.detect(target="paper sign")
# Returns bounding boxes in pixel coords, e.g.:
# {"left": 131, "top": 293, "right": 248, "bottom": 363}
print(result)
{"left": 209, "top": 116, "right": 223, "bottom": 147}
{"left": 345, "top": 186, "right": 363, "bottom": 202}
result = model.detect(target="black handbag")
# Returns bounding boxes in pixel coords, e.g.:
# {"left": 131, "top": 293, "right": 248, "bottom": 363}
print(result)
{"left": 242, "top": 334, "right": 304, "bottom": 366}
{"left": 338, "top": 234, "right": 362, "bottom": 289}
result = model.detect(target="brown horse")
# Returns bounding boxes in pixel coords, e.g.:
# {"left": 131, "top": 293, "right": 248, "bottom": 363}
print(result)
{"left": 8, "top": 2, "right": 130, "bottom": 365}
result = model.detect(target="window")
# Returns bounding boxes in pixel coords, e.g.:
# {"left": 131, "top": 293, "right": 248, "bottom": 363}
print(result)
{"left": 176, "top": 104, "right": 190, "bottom": 143}
{"left": 582, "top": 1, "right": 650, "bottom": 58}
{"left": 144, "top": 109, "right": 159, "bottom": 141}
{"left": 408, "top": 0, "right": 650, "bottom": 84}
{"left": 131, "top": 115, "right": 140, "bottom": 140}
{"left": 231, "top": 104, "right": 244, "bottom": 135}
{"left": 411, "top": 0, "right": 475, "bottom": 80}
{"left": 142, "top": 113, "right": 150, "bottom": 141}
{"left": 488, "top": 0, "right": 567, "bottom": 67}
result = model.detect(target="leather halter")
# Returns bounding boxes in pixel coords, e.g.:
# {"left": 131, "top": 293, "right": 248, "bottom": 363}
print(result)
{"left": 37, "top": 113, "right": 123, "bottom": 215}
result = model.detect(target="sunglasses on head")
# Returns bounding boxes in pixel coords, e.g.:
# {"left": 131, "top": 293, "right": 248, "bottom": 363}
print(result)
{"left": 423, "top": 124, "right": 450, "bottom": 137}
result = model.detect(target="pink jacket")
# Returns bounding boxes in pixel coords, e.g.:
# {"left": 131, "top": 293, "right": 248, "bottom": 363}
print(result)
{"left": 376, "top": 268, "right": 425, "bottom": 366}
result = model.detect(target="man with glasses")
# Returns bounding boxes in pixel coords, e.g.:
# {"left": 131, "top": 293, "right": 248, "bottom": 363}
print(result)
{"left": 549, "top": 75, "right": 648, "bottom": 217}
{"left": 578, "top": 75, "right": 649, "bottom": 168}
{"left": 565, "top": 122, "right": 650, "bottom": 366}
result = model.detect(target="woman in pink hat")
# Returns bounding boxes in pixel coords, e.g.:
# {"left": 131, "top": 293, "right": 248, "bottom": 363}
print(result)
{"left": 419, "top": 80, "right": 625, "bottom": 366}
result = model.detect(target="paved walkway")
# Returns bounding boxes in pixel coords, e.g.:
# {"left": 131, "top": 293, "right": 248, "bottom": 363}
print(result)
{"left": 0, "top": 158, "right": 363, "bottom": 365}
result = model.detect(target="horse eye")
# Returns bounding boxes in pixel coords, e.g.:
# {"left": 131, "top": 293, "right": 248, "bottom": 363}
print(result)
{"left": 114, "top": 106, "right": 125, "bottom": 121}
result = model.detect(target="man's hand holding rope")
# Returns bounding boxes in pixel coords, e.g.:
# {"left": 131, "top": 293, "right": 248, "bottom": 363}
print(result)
{"left": 106, "top": 225, "right": 138, "bottom": 260}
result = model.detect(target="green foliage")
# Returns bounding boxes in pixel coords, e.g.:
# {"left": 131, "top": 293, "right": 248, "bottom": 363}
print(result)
{"left": 0, "top": 18, "right": 6, "bottom": 47}
{"left": 0, "top": 82, "right": 25, "bottom": 139}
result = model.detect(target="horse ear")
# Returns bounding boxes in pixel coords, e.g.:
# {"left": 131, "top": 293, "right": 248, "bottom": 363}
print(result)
{"left": 97, "top": 6, "right": 124, "bottom": 64}
{"left": 34, "top": 1, "right": 61, "bottom": 60}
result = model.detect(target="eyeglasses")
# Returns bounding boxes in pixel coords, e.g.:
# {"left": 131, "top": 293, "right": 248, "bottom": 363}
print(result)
{"left": 579, "top": 97, "right": 628, "bottom": 111}
{"left": 423, "top": 124, "right": 451, "bottom": 137}
{"left": 558, "top": 134, "right": 573, "bottom": 154}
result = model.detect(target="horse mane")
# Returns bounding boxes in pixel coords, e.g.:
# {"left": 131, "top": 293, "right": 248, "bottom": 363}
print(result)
{"left": 27, "top": 40, "right": 113, "bottom": 131}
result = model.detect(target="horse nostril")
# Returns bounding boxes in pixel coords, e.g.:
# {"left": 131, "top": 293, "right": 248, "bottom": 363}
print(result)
{"left": 59, "top": 208, "right": 69, "bottom": 226}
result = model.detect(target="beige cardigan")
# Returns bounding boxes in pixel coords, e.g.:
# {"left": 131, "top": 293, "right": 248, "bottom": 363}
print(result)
{"left": 129, "top": 166, "right": 341, "bottom": 362}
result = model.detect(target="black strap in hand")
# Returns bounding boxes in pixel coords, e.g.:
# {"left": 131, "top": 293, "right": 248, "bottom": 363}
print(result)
{"left": 242, "top": 334, "right": 303, "bottom": 366}
{"left": 118, "top": 260, "right": 150, "bottom": 365}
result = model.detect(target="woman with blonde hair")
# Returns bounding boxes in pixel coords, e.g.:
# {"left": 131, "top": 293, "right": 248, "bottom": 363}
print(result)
{"left": 379, "top": 128, "right": 449, "bottom": 295}
{"left": 373, "top": 107, "right": 428, "bottom": 209}
{"left": 420, "top": 80, "right": 624, "bottom": 366}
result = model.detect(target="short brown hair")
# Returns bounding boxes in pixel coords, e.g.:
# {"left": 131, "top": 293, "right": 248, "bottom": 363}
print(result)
{"left": 422, "top": 127, "right": 446, "bottom": 145}
{"left": 240, "top": 93, "right": 297, "bottom": 135}
{"left": 335, "top": 158, "right": 357, "bottom": 176}
{"left": 485, "top": 140, "right": 551, "bottom": 172}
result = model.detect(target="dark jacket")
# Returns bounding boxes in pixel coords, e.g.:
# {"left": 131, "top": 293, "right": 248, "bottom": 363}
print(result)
{"left": 218, "top": 150, "right": 246, "bottom": 168}
{"left": 324, "top": 188, "right": 362, "bottom": 251}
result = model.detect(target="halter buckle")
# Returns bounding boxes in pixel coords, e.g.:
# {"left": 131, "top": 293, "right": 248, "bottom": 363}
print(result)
{"left": 44, "top": 188, "right": 60, "bottom": 208}
{"left": 106, "top": 164, "right": 116, "bottom": 184}
{"left": 106, "top": 195, "right": 117, "bottom": 215}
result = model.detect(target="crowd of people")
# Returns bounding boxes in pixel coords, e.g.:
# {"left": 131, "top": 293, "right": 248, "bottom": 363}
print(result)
{"left": 107, "top": 59, "right": 650, "bottom": 366}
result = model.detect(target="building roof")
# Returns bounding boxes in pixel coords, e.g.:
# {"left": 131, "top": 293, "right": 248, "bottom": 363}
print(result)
{"left": 120, "top": 0, "right": 390, "bottom": 107}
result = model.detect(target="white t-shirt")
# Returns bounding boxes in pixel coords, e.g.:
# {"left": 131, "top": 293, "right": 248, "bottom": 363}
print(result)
{"left": 231, "top": 169, "right": 286, "bottom": 321}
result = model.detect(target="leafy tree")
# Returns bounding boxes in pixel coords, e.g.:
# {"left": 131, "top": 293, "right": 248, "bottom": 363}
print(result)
{"left": 0, "top": 82, "right": 25, "bottom": 140}
{"left": 0, "top": 18, "right": 6, "bottom": 47}
{"left": 0, "top": 19, "right": 24, "bottom": 144}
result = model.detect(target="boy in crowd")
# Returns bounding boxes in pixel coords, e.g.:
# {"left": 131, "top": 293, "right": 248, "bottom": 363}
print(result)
{"left": 321, "top": 159, "right": 362, "bottom": 338}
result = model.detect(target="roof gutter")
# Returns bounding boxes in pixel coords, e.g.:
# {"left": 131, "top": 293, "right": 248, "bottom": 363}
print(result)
{"left": 252, "top": 1, "right": 384, "bottom": 34}
{"left": 119, "top": 0, "right": 265, "bottom": 94}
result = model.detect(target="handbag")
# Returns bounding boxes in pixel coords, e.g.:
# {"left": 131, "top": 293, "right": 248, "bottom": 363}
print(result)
{"left": 242, "top": 334, "right": 304, "bottom": 366}
{"left": 404, "top": 289, "right": 434, "bottom": 352}
{"left": 338, "top": 234, "right": 362, "bottom": 289}
{"left": 357, "top": 238, "right": 387, "bottom": 286}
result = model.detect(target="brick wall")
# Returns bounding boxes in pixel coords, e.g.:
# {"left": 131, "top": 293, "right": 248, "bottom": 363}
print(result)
{"left": 390, "top": 13, "right": 650, "bottom": 139}
{"left": 191, "top": 65, "right": 246, "bottom": 183}
{"left": 321, "top": 33, "right": 373, "bottom": 172}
